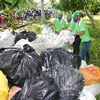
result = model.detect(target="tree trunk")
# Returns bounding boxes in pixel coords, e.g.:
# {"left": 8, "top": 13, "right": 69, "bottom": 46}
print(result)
{"left": 84, "top": 10, "right": 95, "bottom": 28}
{"left": 54, "top": 9, "right": 57, "bottom": 18}
{"left": 40, "top": 0, "right": 45, "bottom": 21}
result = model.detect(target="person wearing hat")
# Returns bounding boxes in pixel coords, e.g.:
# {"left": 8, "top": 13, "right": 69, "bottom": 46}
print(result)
{"left": 48, "top": 11, "right": 66, "bottom": 34}
{"left": 66, "top": 13, "right": 76, "bottom": 32}
{"left": 66, "top": 13, "right": 80, "bottom": 55}
{"left": 66, "top": 13, "right": 72, "bottom": 23}
{"left": 70, "top": 11, "right": 91, "bottom": 64}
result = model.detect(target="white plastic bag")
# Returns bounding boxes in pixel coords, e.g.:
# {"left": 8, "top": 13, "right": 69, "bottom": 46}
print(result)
{"left": 83, "top": 83, "right": 100, "bottom": 96}
{"left": 14, "top": 39, "right": 32, "bottom": 49}
{"left": 31, "top": 36, "right": 53, "bottom": 55}
{"left": 49, "top": 33, "right": 57, "bottom": 42}
{"left": 79, "top": 89, "right": 96, "bottom": 100}
{"left": 41, "top": 24, "right": 53, "bottom": 38}
{"left": 0, "top": 29, "right": 15, "bottom": 48}
{"left": 80, "top": 60, "right": 87, "bottom": 68}
{"left": 53, "top": 30, "right": 75, "bottom": 47}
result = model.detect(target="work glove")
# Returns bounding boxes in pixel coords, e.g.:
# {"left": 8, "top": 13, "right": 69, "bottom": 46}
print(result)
{"left": 70, "top": 32, "right": 75, "bottom": 36}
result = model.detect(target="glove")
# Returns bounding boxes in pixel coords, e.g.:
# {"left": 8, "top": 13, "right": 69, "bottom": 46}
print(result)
{"left": 70, "top": 32, "right": 75, "bottom": 36}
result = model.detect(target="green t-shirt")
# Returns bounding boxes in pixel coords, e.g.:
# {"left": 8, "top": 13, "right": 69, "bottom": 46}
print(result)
{"left": 75, "top": 20, "right": 91, "bottom": 42}
{"left": 53, "top": 18, "right": 66, "bottom": 32}
{"left": 68, "top": 20, "right": 76, "bottom": 32}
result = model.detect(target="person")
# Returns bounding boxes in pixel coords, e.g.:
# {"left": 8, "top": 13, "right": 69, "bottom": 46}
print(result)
{"left": 66, "top": 13, "right": 80, "bottom": 55}
{"left": 48, "top": 11, "right": 66, "bottom": 35}
{"left": 66, "top": 12, "right": 81, "bottom": 55}
{"left": 66, "top": 13, "right": 76, "bottom": 32}
{"left": 66, "top": 13, "right": 72, "bottom": 23}
{"left": 70, "top": 11, "right": 91, "bottom": 64}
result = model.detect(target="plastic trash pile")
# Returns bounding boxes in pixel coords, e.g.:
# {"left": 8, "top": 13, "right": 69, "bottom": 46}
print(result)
{"left": 0, "top": 29, "right": 100, "bottom": 100}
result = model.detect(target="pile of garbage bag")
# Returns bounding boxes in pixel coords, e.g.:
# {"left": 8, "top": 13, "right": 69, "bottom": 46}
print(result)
{"left": 41, "top": 47, "right": 81, "bottom": 69}
{"left": 0, "top": 29, "right": 99, "bottom": 100}
{"left": 11, "top": 76, "right": 59, "bottom": 100}
{"left": 53, "top": 30, "right": 75, "bottom": 48}
{"left": 41, "top": 25, "right": 75, "bottom": 48}
{"left": 0, "top": 44, "right": 42, "bottom": 87}
{"left": 14, "top": 30, "right": 37, "bottom": 43}
{"left": 31, "top": 35, "right": 53, "bottom": 55}
{"left": 51, "top": 64, "right": 84, "bottom": 100}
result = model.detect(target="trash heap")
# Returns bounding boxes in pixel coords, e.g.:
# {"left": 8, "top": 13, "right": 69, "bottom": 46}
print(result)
{"left": 0, "top": 29, "right": 100, "bottom": 100}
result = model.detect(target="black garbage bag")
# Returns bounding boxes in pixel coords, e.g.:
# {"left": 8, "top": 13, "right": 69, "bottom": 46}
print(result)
{"left": 69, "top": 52, "right": 81, "bottom": 69}
{"left": 0, "top": 48, "right": 5, "bottom": 53}
{"left": 0, "top": 44, "right": 42, "bottom": 87}
{"left": 51, "top": 63, "right": 84, "bottom": 100}
{"left": 15, "top": 30, "right": 37, "bottom": 43}
{"left": 11, "top": 76, "right": 60, "bottom": 100}
{"left": 59, "top": 96, "right": 79, "bottom": 100}
{"left": 41, "top": 47, "right": 81, "bottom": 69}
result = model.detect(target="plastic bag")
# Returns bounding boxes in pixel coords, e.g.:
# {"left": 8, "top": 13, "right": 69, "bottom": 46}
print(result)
{"left": 11, "top": 76, "right": 59, "bottom": 100}
{"left": 79, "top": 89, "right": 96, "bottom": 100}
{"left": 80, "top": 60, "right": 87, "bottom": 68}
{"left": 83, "top": 82, "right": 100, "bottom": 96}
{"left": 41, "top": 47, "right": 81, "bottom": 69}
{"left": 14, "top": 39, "right": 32, "bottom": 49}
{"left": 80, "top": 66, "right": 100, "bottom": 85}
{"left": 49, "top": 33, "right": 57, "bottom": 42}
{"left": 0, "top": 29, "right": 15, "bottom": 48}
{"left": 0, "top": 70, "right": 9, "bottom": 100}
{"left": 31, "top": 36, "right": 53, "bottom": 55}
{"left": 0, "top": 44, "right": 42, "bottom": 87}
{"left": 53, "top": 30, "right": 75, "bottom": 47}
{"left": 51, "top": 64, "right": 84, "bottom": 99}
{"left": 41, "top": 24, "right": 53, "bottom": 37}
{"left": 14, "top": 30, "right": 37, "bottom": 43}
{"left": 8, "top": 86, "right": 21, "bottom": 100}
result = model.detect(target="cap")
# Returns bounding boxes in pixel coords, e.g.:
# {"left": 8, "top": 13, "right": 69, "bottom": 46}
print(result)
{"left": 66, "top": 13, "right": 72, "bottom": 19}
{"left": 72, "top": 11, "right": 80, "bottom": 18}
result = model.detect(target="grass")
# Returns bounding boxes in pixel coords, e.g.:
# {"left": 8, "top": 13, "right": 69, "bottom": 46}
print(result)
{"left": 26, "top": 15, "right": 100, "bottom": 99}
{"left": 82, "top": 16, "right": 100, "bottom": 66}
{"left": 96, "top": 94, "right": 100, "bottom": 100}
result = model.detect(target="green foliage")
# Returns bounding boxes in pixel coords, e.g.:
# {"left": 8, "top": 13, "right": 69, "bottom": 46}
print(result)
{"left": 51, "top": 0, "right": 100, "bottom": 15}
{"left": 96, "top": 94, "right": 100, "bottom": 100}
{"left": 0, "top": 0, "right": 37, "bottom": 10}
{"left": 89, "top": 0, "right": 100, "bottom": 15}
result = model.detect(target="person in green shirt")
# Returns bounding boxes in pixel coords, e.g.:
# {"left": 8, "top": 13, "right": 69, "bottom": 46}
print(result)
{"left": 48, "top": 11, "right": 66, "bottom": 34}
{"left": 70, "top": 11, "right": 91, "bottom": 64}
{"left": 66, "top": 13, "right": 81, "bottom": 55}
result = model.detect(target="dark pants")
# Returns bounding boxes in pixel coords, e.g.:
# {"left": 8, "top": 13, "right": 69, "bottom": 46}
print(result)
{"left": 73, "top": 36, "right": 81, "bottom": 55}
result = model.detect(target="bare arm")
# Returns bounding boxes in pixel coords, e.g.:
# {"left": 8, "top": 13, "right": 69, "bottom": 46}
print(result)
{"left": 48, "top": 22, "right": 54, "bottom": 27}
{"left": 75, "top": 30, "right": 85, "bottom": 36}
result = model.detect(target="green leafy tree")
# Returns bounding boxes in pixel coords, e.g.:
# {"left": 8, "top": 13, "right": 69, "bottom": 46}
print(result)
{"left": 0, "top": 0, "right": 37, "bottom": 10}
